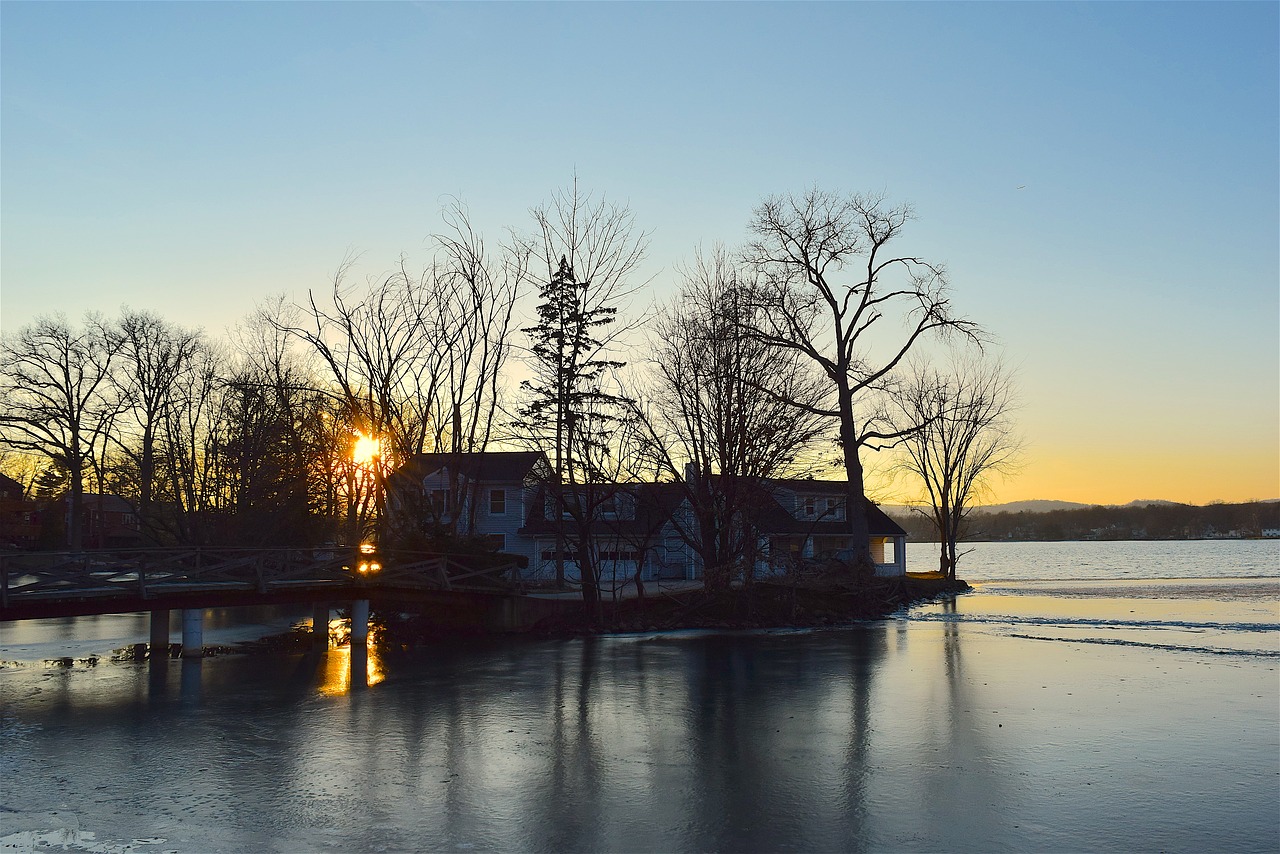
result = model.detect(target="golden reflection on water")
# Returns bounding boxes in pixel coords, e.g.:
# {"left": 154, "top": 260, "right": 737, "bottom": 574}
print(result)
{"left": 317, "top": 638, "right": 386, "bottom": 696}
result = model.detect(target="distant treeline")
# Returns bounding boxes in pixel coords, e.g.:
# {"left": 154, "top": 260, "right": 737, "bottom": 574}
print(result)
{"left": 890, "top": 501, "right": 1280, "bottom": 542}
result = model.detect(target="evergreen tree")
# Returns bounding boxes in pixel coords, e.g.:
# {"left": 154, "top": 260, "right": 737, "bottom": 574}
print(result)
{"left": 519, "top": 256, "right": 634, "bottom": 612}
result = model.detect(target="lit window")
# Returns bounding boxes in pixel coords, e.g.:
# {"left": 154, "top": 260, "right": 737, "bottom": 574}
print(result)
{"left": 490, "top": 489, "right": 506, "bottom": 515}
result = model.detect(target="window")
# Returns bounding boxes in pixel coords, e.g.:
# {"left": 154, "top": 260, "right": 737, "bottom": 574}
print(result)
{"left": 541, "top": 549, "right": 581, "bottom": 562}
{"left": 430, "top": 489, "right": 452, "bottom": 515}
{"left": 599, "top": 494, "right": 618, "bottom": 517}
{"left": 490, "top": 489, "right": 506, "bottom": 515}
{"left": 547, "top": 492, "right": 577, "bottom": 518}
{"left": 487, "top": 534, "right": 506, "bottom": 551}
{"left": 824, "top": 498, "right": 845, "bottom": 520}
{"left": 599, "top": 550, "right": 640, "bottom": 562}
{"left": 803, "top": 497, "right": 815, "bottom": 518}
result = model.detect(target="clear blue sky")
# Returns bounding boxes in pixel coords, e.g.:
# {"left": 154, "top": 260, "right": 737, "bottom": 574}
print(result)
{"left": 3, "top": 1, "right": 1277, "bottom": 504}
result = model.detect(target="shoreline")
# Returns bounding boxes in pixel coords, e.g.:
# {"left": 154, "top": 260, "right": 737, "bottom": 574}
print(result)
{"left": 515, "top": 575, "right": 971, "bottom": 637}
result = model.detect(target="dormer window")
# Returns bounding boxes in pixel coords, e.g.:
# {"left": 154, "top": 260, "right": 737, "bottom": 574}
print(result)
{"left": 490, "top": 489, "right": 506, "bottom": 515}
{"left": 546, "top": 493, "right": 575, "bottom": 519}
{"left": 825, "top": 498, "right": 845, "bottom": 520}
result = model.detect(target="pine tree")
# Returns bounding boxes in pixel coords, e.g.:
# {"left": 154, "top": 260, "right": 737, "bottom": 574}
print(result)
{"left": 518, "top": 256, "right": 633, "bottom": 614}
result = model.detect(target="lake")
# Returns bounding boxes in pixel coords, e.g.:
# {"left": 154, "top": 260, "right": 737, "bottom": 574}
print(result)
{"left": 1, "top": 540, "right": 1277, "bottom": 853}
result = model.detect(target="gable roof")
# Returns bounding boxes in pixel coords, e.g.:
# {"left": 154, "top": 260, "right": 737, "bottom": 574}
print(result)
{"left": 759, "top": 479, "right": 906, "bottom": 537}
{"left": 394, "top": 451, "right": 550, "bottom": 485}
{"left": 518, "top": 481, "right": 687, "bottom": 538}
{"left": 0, "top": 473, "right": 24, "bottom": 500}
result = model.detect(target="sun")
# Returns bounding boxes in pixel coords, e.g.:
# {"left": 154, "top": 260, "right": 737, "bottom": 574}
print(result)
{"left": 352, "top": 433, "right": 382, "bottom": 466}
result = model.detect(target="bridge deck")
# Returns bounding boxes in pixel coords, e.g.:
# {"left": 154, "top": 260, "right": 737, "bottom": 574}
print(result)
{"left": 0, "top": 548, "right": 522, "bottom": 622}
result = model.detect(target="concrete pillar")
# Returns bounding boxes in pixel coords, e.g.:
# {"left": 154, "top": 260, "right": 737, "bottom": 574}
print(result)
{"left": 181, "top": 608, "right": 204, "bottom": 658}
{"left": 350, "top": 599, "right": 370, "bottom": 643}
{"left": 150, "top": 609, "right": 170, "bottom": 654}
{"left": 312, "top": 604, "right": 329, "bottom": 646}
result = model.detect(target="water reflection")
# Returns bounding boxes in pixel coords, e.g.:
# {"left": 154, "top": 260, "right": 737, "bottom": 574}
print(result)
{"left": 180, "top": 657, "right": 202, "bottom": 705}
{"left": 5, "top": 615, "right": 1277, "bottom": 854}
{"left": 315, "top": 640, "right": 385, "bottom": 696}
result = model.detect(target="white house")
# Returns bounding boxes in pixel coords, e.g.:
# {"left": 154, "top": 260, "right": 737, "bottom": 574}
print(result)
{"left": 388, "top": 452, "right": 907, "bottom": 583}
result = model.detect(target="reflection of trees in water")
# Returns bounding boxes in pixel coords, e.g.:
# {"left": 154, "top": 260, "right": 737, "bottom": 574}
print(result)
{"left": 837, "top": 628, "right": 883, "bottom": 854}
{"left": 911, "top": 595, "right": 1006, "bottom": 839}
{"left": 683, "top": 631, "right": 886, "bottom": 853}
{"left": 9, "top": 628, "right": 957, "bottom": 851}
{"left": 539, "top": 637, "right": 605, "bottom": 851}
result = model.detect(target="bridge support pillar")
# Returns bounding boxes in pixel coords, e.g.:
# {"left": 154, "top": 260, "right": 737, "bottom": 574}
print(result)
{"left": 181, "top": 609, "right": 204, "bottom": 658}
{"left": 350, "top": 599, "right": 370, "bottom": 644}
{"left": 312, "top": 604, "right": 329, "bottom": 646}
{"left": 150, "top": 609, "right": 170, "bottom": 654}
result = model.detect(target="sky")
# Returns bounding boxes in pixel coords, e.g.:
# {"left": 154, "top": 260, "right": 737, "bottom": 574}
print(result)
{"left": 2, "top": 1, "right": 1277, "bottom": 506}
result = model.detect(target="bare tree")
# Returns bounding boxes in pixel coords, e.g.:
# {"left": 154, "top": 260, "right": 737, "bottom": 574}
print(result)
{"left": 743, "top": 189, "right": 980, "bottom": 565}
{"left": 275, "top": 202, "right": 527, "bottom": 541}
{"left": 110, "top": 310, "right": 206, "bottom": 532}
{"left": 641, "top": 248, "right": 830, "bottom": 589}
{"left": 157, "top": 338, "right": 228, "bottom": 545}
{"left": 0, "top": 314, "right": 122, "bottom": 549}
{"left": 886, "top": 352, "right": 1022, "bottom": 579}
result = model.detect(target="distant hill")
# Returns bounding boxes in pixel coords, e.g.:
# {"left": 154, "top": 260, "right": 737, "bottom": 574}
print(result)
{"left": 882, "top": 498, "right": 1271, "bottom": 516}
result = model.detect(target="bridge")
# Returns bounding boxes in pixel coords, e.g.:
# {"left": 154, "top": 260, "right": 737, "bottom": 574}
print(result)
{"left": 0, "top": 547, "right": 565, "bottom": 656}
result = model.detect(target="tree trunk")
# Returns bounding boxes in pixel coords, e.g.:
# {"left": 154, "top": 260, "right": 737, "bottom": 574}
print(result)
{"left": 67, "top": 451, "right": 85, "bottom": 551}
{"left": 837, "top": 385, "right": 871, "bottom": 565}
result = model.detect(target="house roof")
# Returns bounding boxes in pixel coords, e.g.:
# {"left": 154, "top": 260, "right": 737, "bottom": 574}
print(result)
{"left": 518, "top": 482, "right": 687, "bottom": 539}
{"left": 76, "top": 494, "right": 137, "bottom": 514}
{"left": 518, "top": 476, "right": 907, "bottom": 539}
{"left": 393, "top": 451, "right": 550, "bottom": 486}
{"left": 743, "top": 481, "right": 906, "bottom": 538}
{"left": 0, "top": 474, "right": 24, "bottom": 500}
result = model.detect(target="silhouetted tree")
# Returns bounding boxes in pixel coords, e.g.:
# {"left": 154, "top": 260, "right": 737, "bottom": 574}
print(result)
{"left": 886, "top": 352, "right": 1022, "bottom": 579}
{"left": 274, "top": 202, "right": 527, "bottom": 541}
{"left": 110, "top": 309, "right": 207, "bottom": 536}
{"left": 743, "top": 189, "right": 980, "bottom": 566}
{"left": 642, "top": 248, "right": 829, "bottom": 589}
{"left": 0, "top": 314, "right": 122, "bottom": 548}
{"left": 515, "top": 181, "right": 647, "bottom": 617}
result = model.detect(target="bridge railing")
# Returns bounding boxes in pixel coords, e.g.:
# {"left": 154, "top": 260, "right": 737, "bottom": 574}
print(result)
{"left": 0, "top": 547, "right": 522, "bottom": 609}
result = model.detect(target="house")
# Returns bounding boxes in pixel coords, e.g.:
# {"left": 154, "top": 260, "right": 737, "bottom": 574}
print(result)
{"left": 388, "top": 452, "right": 908, "bottom": 583}
{"left": 0, "top": 474, "right": 41, "bottom": 549}
{"left": 518, "top": 481, "right": 694, "bottom": 583}
{"left": 758, "top": 479, "right": 908, "bottom": 577}
{"left": 388, "top": 450, "right": 553, "bottom": 568}
{"left": 68, "top": 493, "right": 144, "bottom": 549}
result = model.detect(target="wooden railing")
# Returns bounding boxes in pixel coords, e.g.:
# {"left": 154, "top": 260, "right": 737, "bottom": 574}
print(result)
{"left": 0, "top": 547, "right": 521, "bottom": 610}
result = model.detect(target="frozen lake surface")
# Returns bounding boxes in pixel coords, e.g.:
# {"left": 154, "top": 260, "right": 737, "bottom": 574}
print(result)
{"left": 1, "top": 541, "right": 1277, "bottom": 853}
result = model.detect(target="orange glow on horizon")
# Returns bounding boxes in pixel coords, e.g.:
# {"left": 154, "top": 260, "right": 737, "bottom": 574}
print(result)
{"left": 973, "top": 446, "right": 1280, "bottom": 507}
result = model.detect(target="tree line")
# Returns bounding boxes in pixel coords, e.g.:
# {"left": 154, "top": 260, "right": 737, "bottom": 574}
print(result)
{"left": 890, "top": 500, "right": 1280, "bottom": 542}
{"left": 1, "top": 183, "right": 1020, "bottom": 591}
